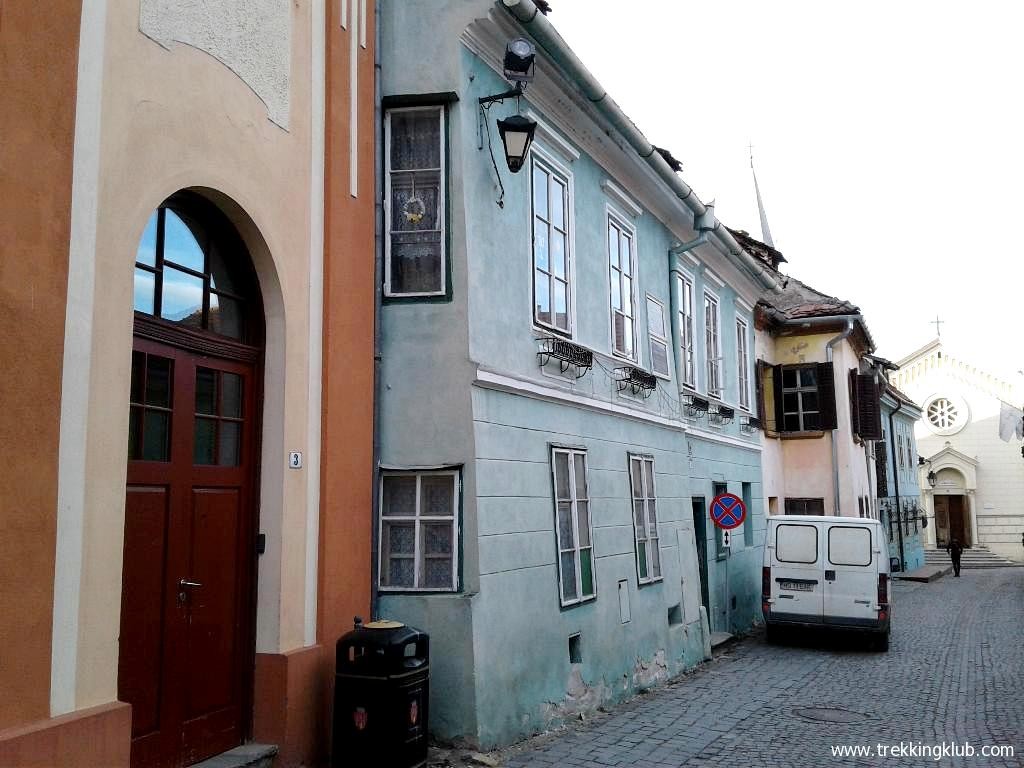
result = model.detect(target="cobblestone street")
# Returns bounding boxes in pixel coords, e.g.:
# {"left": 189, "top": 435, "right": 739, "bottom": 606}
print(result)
{"left": 501, "top": 569, "right": 1024, "bottom": 768}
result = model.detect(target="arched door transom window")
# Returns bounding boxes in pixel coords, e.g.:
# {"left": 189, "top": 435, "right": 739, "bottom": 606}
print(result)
{"left": 133, "top": 195, "right": 259, "bottom": 342}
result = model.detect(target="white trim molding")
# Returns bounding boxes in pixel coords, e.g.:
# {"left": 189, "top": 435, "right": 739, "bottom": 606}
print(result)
{"left": 704, "top": 268, "right": 726, "bottom": 289}
{"left": 686, "top": 425, "right": 763, "bottom": 452}
{"left": 52, "top": 0, "right": 109, "bottom": 717}
{"left": 525, "top": 110, "right": 580, "bottom": 162}
{"left": 734, "top": 295, "right": 755, "bottom": 315}
{"left": 600, "top": 179, "right": 643, "bottom": 218}
{"left": 475, "top": 368, "right": 685, "bottom": 432}
{"left": 304, "top": 0, "right": 326, "bottom": 648}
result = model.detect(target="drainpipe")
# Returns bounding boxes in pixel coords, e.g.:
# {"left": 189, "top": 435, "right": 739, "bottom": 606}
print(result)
{"left": 370, "top": 0, "right": 383, "bottom": 621}
{"left": 500, "top": 0, "right": 780, "bottom": 292}
{"left": 667, "top": 206, "right": 715, "bottom": 389}
{"left": 888, "top": 401, "right": 906, "bottom": 571}
{"left": 826, "top": 319, "right": 855, "bottom": 514}
{"left": 669, "top": 201, "right": 715, "bottom": 258}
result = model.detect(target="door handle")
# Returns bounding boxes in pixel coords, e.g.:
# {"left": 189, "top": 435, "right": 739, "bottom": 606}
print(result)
{"left": 825, "top": 570, "right": 836, "bottom": 581}
{"left": 177, "top": 578, "right": 202, "bottom": 605}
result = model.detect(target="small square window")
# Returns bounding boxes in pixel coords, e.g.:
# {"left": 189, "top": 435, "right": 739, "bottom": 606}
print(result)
{"left": 379, "top": 470, "right": 459, "bottom": 591}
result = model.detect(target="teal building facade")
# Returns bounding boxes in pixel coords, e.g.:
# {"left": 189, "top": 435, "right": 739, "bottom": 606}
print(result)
{"left": 375, "top": 0, "right": 777, "bottom": 747}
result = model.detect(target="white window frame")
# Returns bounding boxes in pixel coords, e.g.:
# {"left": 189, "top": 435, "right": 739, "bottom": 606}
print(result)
{"left": 608, "top": 213, "right": 638, "bottom": 360}
{"left": 629, "top": 454, "right": 662, "bottom": 584}
{"left": 704, "top": 289, "right": 722, "bottom": 398}
{"left": 378, "top": 469, "right": 459, "bottom": 592}
{"left": 531, "top": 152, "right": 574, "bottom": 336}
{"left": 736, "top": 317, "right": 751, "bottom": 410}
{"left": 646, "top": 295, "right": 671, "bottom": 379}
{"left": 551, "top": 447, "right": 596, "bottom": 607}
{"left": 383, "top": 106, "right": 446, "bottom": 298}
{"left": 676, "top": 272, "right": 696, "bottom": 388}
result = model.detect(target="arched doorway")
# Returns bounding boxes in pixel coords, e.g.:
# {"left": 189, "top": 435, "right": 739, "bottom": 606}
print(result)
{"left": 118, "top": 191, "right": 264, "bottom": 768}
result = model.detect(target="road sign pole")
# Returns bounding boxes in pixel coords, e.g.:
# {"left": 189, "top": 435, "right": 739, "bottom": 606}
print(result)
{"left": 726, "top": 548, "right": 731, "bottom": 633}
{"left": 709, "top": 492, "right": 746, "bottom": 636}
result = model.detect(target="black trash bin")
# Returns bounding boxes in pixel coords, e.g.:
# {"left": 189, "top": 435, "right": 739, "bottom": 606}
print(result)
{"left": 332, "top": 619, "right": 429, "bottom": 768}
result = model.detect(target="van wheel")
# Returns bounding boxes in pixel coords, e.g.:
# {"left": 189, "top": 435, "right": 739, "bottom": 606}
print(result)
{"left": 874, "top": 633, "right": 890, "bottom": 652}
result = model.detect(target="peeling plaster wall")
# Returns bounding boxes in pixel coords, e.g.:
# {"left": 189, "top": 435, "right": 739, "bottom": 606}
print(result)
{"left": 140, "top": 0, "right": 291, "bottom": 127}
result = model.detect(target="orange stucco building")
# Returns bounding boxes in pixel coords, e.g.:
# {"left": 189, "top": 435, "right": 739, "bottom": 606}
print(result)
{"left": 0, "top": 3, "right": 375, "bottom": 766}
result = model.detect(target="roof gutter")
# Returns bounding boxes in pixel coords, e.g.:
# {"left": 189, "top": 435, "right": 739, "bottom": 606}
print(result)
{"left": 500, "top": 0, "right": 779, "bottom": 291}
{"left": 767, "top": 312, "right": 875, "bottom": 353}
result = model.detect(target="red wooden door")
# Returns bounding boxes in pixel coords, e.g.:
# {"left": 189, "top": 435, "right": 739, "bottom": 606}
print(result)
{"left": 119, "top": 337, "right": 257, "bottom": 768}
{"left": 949, "top": 495, "right": 968, "bottom": 547}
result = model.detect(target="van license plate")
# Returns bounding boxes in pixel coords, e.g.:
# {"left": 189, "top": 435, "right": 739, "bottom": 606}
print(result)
{"left": 780, "top": 581, "right": 813, "bottom": 592}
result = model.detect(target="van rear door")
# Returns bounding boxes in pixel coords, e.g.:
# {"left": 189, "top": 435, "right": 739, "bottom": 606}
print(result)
{"left": 824, "top": 524, "right": 878, "bottom": 625}
{"left": 770, "top": 522, "right": 823, "bottom": 622}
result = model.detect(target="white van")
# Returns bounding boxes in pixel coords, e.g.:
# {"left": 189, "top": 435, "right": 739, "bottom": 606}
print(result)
{"left": 762, "top": 515, "right": 891, "bottom": 651}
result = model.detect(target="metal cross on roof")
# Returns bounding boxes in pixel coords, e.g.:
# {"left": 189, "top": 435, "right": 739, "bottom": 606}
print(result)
{"left": 931, "top": 315, "right": 944, "bottom": 337}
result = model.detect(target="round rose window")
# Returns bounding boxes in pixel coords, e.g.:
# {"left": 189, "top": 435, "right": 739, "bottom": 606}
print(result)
{"left": 924, "top": 394, "right": 968, "bottom": 436}
{"left": 927, "top": 398, "right": 958, "bottom": 429}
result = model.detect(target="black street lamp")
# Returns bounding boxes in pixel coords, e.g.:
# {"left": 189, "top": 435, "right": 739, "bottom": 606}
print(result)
{"left": 496, "top": 115, "right": 536, "bottom": 173}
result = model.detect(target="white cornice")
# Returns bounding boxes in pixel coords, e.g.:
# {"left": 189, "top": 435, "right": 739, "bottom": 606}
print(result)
{"left": 686, "top": 425, "right": 763, "bottom": 453}
{"left": 475, "top": 368, "right": 685, "bottom": 432}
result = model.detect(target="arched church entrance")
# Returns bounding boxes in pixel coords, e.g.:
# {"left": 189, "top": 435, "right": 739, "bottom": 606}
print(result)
{"left": 118, "top": 191, "right": 264, "bottom": 768}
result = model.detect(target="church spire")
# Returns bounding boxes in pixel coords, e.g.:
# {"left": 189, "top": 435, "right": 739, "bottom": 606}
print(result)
{"left": 749, "top": 143, "right": 775, "bottom": 248}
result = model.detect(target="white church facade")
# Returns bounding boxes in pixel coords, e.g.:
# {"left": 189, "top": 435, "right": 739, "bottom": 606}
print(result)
{"left": 889, "top": 339, "right": 1024, "bottom": 563}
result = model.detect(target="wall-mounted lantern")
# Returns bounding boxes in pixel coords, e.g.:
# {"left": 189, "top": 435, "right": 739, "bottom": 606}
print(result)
{"left": 479, "top": 38, "right": 539, "bottom": 175}
{"left": 496, "top": 115, "right": 536, "bottom": 173}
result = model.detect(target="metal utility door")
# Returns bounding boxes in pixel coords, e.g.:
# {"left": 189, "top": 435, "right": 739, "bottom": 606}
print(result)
{"left": 119, "top": 339, "right": 257, "bottom": 768}
{"left": 823, "top": 524, "right": 877, "bottom": 624}
{"left": 769, "top": 522, "right": 824, "bottom": 621}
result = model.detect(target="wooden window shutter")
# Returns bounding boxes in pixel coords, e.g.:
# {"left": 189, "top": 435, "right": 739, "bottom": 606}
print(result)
{"left": 849, "top": 369, "right": 861, "bottom": 436}
{"left": 875, "top": 441, "right": 888, "bottom": 496}
{"left": 755, "top": 360, "right": 766, "bottom": 422}
{"left": 856, "top": 374, "right": 883, "bottom": 440}
{"left": 816, "top": 362, "right": 837, "bottom": 430}
{"left": 772, "top": 364, "right": 784, "bottom": 433}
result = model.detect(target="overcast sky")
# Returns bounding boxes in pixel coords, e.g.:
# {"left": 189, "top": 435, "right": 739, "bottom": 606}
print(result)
{"left": 551, "top": 0, "right": 1023, "bottom": 387}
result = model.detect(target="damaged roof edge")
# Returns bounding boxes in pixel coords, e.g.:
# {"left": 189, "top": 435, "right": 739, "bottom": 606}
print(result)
{"left": 498, "top": 0, "right": 780, "bottom": 292}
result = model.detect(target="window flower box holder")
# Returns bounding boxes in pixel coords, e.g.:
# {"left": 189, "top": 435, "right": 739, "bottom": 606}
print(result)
{"left": 538, "top": 336, "right": 593, "bottom": 378}
{"left": 682, "top": 393, "right": 709, "bottom": 419}
{"left": 709, "top": 404, "right": 735, "bottom": 426}
{"left": 740, "top": 415, "right": 762, "bottom": 434}
{"left": 614, "top": 366, "right": 657, "bottom": 398}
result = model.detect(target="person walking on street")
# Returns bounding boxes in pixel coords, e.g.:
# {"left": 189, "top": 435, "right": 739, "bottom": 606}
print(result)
{"left": 947, "top": 538, "right": 963, "bottom": 577}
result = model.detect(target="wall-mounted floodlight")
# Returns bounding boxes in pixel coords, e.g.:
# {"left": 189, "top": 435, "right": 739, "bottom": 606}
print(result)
{"left": 504, "top": 37, "right": 536, "bottom": 83}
